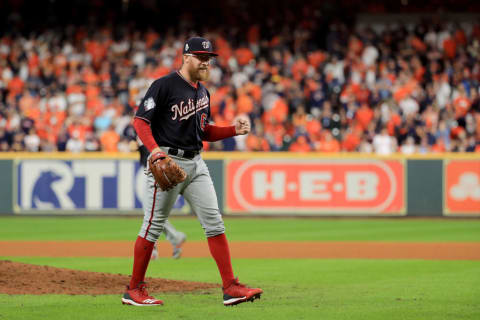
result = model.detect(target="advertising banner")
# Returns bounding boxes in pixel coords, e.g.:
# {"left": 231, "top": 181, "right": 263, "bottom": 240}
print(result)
{"left": 15, "top": 159, "right": 188, "bottom": 213}
{"left": 226, "top": 159, "right": 405, "bottom": 215}
{"left": 445, "top": 160, "right": 480, "bottom": 215}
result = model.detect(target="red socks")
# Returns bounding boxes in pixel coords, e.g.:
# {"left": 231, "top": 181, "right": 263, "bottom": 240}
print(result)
{"left": 129, "top": 234, "right": 234, "bottom": 289}
{"left": 129, "top": 236, "right": 155, "bottom": 289}
{"left": 207, "top": 233, "right": 235, "bottom": 288}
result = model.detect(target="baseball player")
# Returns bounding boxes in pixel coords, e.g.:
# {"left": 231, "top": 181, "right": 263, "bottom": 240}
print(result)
{"left": 138, "top": 142, "right": 186, "bottom": 260}
{"left": 122, "top": 37, "right": 263, "bottom": 307}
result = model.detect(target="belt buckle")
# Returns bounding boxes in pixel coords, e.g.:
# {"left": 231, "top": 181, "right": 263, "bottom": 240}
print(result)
{"left": 168, "top": 148, "right": 178, "bottom": 156}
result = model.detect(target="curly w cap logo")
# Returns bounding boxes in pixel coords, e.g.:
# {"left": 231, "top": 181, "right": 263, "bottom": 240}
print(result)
{"left": 450, "top": 172, "right": 480, "bottom": 201}
{"left": 202, "top": 41, "right": 210, "bottom": 49}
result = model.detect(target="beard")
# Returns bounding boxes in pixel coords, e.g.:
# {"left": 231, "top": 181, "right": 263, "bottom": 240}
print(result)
{"left": 190, "top": 66, "right": 210, "bottom": 82}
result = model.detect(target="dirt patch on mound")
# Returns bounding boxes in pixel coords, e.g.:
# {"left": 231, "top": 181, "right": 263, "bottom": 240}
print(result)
{"left": 0, "top": 260, "right": 219, "bottom": 295}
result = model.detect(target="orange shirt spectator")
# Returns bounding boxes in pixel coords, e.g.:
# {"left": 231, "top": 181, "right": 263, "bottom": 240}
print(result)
{"left": 66, "top": 83, "right": 83, "bottom": 95}
{"left": 319, "top": 137, "right": 340, "bottom": 152}
{"left": 246, "top": 133, "right": 270, "bottom": 151}
{"left": 264, "top": 121, "right": 286, "bottom": 147}
{"left": 289, "top": 136, "right": 311, "bottom": 152}
{"left": 270, "top": 98, "right": 288, "bottom": 123}
{"left": 19, "top": 92, "right": 38, "bottom": 113}
{"left": 342, "top": 130, "right": 361, "bottom": 151}
{"left": 348, "top": 36, "right": 363, "bottom": 56}
{"left": 215, "top": 35, "right": 233, "bottom": 66}
{"left": 443, "top": 36, "right": 456, "bottom": 59}
{"left": 7, "top": 76, "right": 24, "bottom": 96}
{"left": 453, "top": 96, "right": 471, "bottom": 119}
{"left": 307, "top": 50, "right": 326, "bottom": 68}
{"left": 246, "top": 83, "right": 262, "bottom": 103}
{"left": 145, "top": 29, "right": 159, "bottom": 49}
{"left": 355, "top": 104, "right": 374, "bottom": 131}
{"left": 27, "top": 51, "right": 39, "bottom": 70}
{"left": 86, "top": 85, "right": 100, "bottom": 100}
{"left": 153, "top": 65, "right": 170, "bottom": 78}
{"left": 235, "top": 47, "right": 254, "bottom": 66}
{"left": 292, "top": 106, "right": 307, "bottom": 128}
{"left": 450, "top": 126, "right": 465, "bottom": 140}
{"left": 68, "top": 123, "right": 89, "bottom": 142}
{"left": 100, "top": 128, "right": 120, "bottom": 152}
{"left": 236, "top": 93, "right": 254, "bottom": 115}
{"left": 431, "top": 140, "right": 446, "bottom": 153}
{"left": 306, "top": 118, "right": 321, "bottom": 139}
{"left": 210, "top": 86, "right": 229, "bottom": 116}
{"left": 410, "top": 36, "right": 427, "bottom": 52}
{"left": 387, "top": 113, "right": 402, "bottom": 136}
{"left": 291, "top": 58, "right": 308, "bottom": 82}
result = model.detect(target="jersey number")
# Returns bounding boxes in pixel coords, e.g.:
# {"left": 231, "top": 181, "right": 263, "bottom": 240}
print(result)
{"left": 200, "top": 113, "right": 207, "bottom": 131}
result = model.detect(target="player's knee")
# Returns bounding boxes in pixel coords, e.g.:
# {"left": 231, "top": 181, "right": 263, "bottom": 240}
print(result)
{"left": 143, "top": 231, "right": 160, "bottom": 243}
{"left": 139, "top": 219, "right": 167, "bottom": 242}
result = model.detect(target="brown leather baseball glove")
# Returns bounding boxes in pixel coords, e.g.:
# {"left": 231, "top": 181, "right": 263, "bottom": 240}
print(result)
{"left": 148, "top": 151, "right": 187, "bottom": 191}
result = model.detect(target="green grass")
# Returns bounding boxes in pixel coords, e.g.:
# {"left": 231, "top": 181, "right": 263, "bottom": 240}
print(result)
{"left": 1, "top": 257, "right": 479, "bottom": 320}
{"left": 0, "top": 217, "right": 479, "bottom": 242}
{"left": 0, "top": 217, "right": 479, "bottom": 319}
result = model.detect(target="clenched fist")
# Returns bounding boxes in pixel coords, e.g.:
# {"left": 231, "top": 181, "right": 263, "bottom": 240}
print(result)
{"left": 235, "top": 118, "right": 250, "bottom": 135}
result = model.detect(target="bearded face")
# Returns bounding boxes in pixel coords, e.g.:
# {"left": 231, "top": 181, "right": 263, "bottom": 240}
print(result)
{"left": 186, "top": 54, "right": 212, "bottom": 82}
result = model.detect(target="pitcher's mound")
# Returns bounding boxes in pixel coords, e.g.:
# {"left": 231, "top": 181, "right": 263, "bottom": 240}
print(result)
{"left": 0, "top": 260, "right": 219, "bottom": 295}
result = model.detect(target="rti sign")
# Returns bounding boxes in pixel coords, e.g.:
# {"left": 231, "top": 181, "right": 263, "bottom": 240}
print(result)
{"left": 16, "top": 160, "right": 186, "bottom": 212}
{"left": 226, "top": 160, "right": 404, "bottom": 214}
{"left": 445, "top": 160, "right": 480, "bottom": 215}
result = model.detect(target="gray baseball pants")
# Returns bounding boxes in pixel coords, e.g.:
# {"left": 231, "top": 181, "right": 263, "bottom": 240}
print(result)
{"left": 139, "top": 149, "right": 225, "bottom": 242}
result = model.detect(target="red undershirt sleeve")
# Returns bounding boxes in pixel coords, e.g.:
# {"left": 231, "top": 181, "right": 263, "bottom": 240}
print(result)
{"left": 203, "top": 124, "right": 237, "bottom": 142}
{"left": 133, "top": 117, "right": 159, "bottom": 152}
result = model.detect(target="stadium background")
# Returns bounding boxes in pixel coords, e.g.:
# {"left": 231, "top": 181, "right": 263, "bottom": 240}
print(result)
{"left": 0, "top": 0, "right": 478, "bottom": 216}
{"left": 0, "top": 1, "right": 479, "bottom": 320}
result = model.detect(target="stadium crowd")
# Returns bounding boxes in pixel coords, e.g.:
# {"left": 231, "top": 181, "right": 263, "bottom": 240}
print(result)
{"left": 1, "top": 17, "right": 480, "bottom": 153}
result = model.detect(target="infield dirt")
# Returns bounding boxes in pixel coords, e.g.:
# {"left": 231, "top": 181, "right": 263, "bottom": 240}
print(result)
{"left": 1, "top": 241, "right": 479, "bottom": 260}
{"left": 0, "top": 260, "right": 219, "bottom": 295}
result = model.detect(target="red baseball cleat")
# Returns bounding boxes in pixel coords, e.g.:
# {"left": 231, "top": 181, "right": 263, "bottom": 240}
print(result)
{"left": 121, "top": 282, "right": 163, "bottom": 306}
{"left": 222, "top": 278, "right": 263, "bottom": 306}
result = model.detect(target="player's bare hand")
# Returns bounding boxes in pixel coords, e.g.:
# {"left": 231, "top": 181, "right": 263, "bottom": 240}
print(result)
{"left": 235, "top": 118, "right": 250, "bottom": 135}
{"left": 151, "top": 147, "right": 163, "bottom": 155}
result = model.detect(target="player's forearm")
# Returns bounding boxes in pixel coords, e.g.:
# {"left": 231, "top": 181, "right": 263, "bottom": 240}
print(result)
{"left": 203, "top": 124, "right": 237, "bottom": 142}
{"left": 133, "top": 117, "right": 159, "bottom": 152}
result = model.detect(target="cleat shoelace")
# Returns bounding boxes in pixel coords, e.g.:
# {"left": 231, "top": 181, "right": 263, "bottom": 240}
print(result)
{"left": 138, "top": 284, "right": 154, "bottom": 300}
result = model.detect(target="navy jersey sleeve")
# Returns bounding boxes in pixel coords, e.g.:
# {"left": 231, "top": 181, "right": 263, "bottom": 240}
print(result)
{"left": 135, "top": 79, "right": 167, "bottom": 123}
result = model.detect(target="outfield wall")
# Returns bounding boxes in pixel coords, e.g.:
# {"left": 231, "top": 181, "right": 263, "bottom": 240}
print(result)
{"left": 0, "top": 152, "right": 478, "bottom": 216}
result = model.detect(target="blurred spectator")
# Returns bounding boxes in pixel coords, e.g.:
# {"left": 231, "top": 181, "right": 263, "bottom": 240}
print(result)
{"left": 289, "top": 135, "right": 312, "bottom": 152}
{"left": 373, "top": 127, "right": 397, "bottom": 155}
{"left": 24, "top": 128, "right": 40, "bottom": 152}
{"left": 66, "top": 131, "right": 84, "bottom": 153}
{"left": 100, "top": 125, "right": 120, "bottom": 152}
{"left": 400, "top": 136, "right": 417, "bottom": 154}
